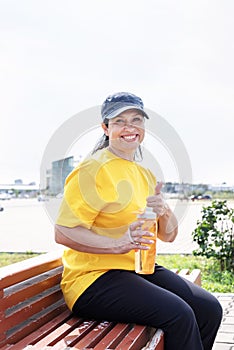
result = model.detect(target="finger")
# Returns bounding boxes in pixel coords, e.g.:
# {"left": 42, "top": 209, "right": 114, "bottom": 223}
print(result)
{"left": 131, "top": 234, "right": 155, "bottom": 247}
{"left": 132, "top": 229, "right": 154, "bottom": 240}
{"left": 147, "top": 194, "right": 164, "bottom": 206}
{"left": 146, "top": 195, "right": 157, "bottom": 202}
{"left": 130, "top": 220, "right": 144, "bottom": 231}
{"left": 137, "top": 235, "right": 155, "bottom": 244}
{"left": 155, "top": 181, "right": 163, "bottom": 195}
{"left": 147, "top": 195, "right": 163, "bottom": 203}
{"left": 132, "top": 244, "right": 150, "bottom": 251}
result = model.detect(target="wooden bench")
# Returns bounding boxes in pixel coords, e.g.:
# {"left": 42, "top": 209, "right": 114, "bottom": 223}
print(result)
{"left": 0, "top": 251, "right": 201, "bottom": 350}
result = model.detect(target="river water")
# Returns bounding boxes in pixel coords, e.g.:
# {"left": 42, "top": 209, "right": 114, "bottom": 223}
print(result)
{"left": 0, "top": 198, "right": 233, "bottom": 254}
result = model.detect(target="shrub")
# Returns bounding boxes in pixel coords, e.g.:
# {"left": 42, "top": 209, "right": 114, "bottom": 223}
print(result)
{"left": 192, "top": 200, "right": 234, "bottom": 272}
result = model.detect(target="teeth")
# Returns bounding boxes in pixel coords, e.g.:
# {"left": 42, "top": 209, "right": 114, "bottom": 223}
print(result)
{"left": 123, "top": 135, "right": 136, "bottom": 140}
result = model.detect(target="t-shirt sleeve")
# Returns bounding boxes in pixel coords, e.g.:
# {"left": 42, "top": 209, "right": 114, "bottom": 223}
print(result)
{"left": 56, "top": 163, "right": 107, "bottom": 229}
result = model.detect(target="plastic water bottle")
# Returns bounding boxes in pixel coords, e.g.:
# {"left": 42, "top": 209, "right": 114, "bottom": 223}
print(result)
{"left": 135, "top": 207, "right": 157, "bottom": 274}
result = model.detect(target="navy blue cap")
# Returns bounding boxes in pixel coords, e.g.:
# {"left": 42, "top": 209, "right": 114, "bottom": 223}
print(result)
{"left": 101, "top": 92, "right": 149, "bottom": 121}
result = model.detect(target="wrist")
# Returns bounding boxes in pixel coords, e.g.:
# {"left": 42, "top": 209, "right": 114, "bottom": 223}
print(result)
{"left": 159, "top": 202, "right": 170, "bottom": 217}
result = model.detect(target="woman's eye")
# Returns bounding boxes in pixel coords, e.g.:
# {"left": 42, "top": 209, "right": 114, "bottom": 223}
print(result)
{"left": 132, "top": 117, "right": 143, "bottom": 124}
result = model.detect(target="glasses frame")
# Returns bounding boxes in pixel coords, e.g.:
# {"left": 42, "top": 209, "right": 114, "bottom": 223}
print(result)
{"left": 108, "top": 115, "right": 145, "bottom": 128}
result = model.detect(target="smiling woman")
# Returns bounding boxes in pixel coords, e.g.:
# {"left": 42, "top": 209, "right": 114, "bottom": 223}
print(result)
{"left": 54, "top": 92, "right": 222, "bottom": 350}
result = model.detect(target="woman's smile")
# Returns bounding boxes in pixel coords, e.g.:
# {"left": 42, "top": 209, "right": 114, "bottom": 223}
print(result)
{"left": 120, "top": 134, "right": 139, "bottom": 142}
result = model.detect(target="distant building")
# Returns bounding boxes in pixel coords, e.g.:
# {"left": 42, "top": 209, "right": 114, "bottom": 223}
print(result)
{"left": 14, "top": 179, "right": 23, "bottom": 184}
{"left": 47, "top": 156, "right": 74, "bottom": 195}
{"left": 208, "top": 183, "right": 234, "bottom": 192}
{"left": 0, "top": 183, "right": 39, "bottom": 198}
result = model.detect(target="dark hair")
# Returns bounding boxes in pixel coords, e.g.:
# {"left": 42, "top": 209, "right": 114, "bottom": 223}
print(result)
{"left": 91, "top": 120, "right": 143, "bottom": 161}
{"left": 91, "top": 120, "right": 109, "bottom": 154}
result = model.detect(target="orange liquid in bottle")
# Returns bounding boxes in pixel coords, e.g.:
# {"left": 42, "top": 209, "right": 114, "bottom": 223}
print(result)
{"left": 135, "top": 209, "right": 157, "bottom": 274}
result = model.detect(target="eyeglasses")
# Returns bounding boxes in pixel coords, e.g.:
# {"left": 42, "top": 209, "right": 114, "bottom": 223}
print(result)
{"left": 109, "top": 116, "right": 145, "bottom": 128}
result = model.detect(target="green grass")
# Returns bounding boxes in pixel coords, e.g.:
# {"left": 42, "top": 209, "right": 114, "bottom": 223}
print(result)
{"left": 157, "top": 254, "right": 233, "bottom": 293}
{"left": 0, "top": 252, "right": 41, "bottom": 267}
{"left": 0, "top": 253, "right": 233, "bottom": 293}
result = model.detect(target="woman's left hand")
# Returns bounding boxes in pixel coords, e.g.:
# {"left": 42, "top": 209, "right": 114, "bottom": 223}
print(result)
{"left": 146, "top": 181, "right": 178, "bottom": 242}
{"left": 146, "top": 182, "right": 169, "bottom": 217}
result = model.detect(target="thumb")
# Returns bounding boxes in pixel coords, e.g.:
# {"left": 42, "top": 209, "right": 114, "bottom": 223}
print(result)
{"left": 155, "top": 181, "right": 163, "bottom": 195}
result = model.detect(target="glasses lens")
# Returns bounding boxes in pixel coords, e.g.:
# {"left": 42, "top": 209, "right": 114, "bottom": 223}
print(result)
{"left": 111, "top": 116, "right": 144, "bottom": 127}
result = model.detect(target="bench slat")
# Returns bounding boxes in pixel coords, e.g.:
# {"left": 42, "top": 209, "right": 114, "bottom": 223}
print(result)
{"left": 2, "top": 309, "right": 72, "bottom": 350}
{"left": 1, "top": 303, "right": 68, "bottom": 348}
{"left": 115, "top": 325, "right": 152, "bottom": 350}
{"left": 52, "top": 321, "right": 114, "bottom": 350}
{"left": 72, "top": 323, "right": 130, "bottom": 349}
{"left": 1, "top": 289, "right": 63, "bottom": 333}
{"left": 143, "top": 329, "right": 164, "bottom": 350}
{"left": 71, "top": 321, "right": 117, "bottom": 349}
{"left": 0, "top": 252, "right": 62, "bottom": 289}
{"left": 177, "top": 268, "right": 201, "bottom": 286}
{"left": 1, "top": 269, "right": 62, "bottom": 311}
{"left": 26, "top": 316, "right": 86, "bottom": 349}
{"left": 93, "top": 323, "right": 132, "bottom": 349}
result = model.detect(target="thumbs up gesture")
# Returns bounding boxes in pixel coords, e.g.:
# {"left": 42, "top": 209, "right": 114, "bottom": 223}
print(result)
{"left": 155, "top": 181, "right": 163, "bottom": 195}
{"left": 146, "top": 181, "right": 169, "bottom": 217}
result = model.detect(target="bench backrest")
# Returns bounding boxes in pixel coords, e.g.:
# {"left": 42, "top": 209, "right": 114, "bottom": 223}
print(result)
{"left": 0, "top": 251, "right": 65, "bottom": 347}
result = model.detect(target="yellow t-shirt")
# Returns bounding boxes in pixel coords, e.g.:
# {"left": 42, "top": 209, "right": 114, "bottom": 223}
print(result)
{"left": 56, "top": 148, "right": 156, "bottom": 310}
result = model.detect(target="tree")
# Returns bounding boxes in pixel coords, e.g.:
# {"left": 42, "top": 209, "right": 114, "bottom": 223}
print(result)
{"left": 192, "top": 200, "right": 234, "bottom": 272}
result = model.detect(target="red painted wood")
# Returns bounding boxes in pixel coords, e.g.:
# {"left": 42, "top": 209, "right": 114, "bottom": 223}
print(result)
{"left": 93, "top": 323, "right": 132, "bottom": 349}
{"left": 27, "top": 316, "right": 86, "bottom": 348}
{"left": 0, "top": 251, "right": 62, "bottom": 289}
{"left": 1, "top": 269, "right": 62, "bottom": 311}
{"left": 0, "top": 250, "right": 201, "bottom": 350}
{"left": 0, "top": 305, "right": 68, "bottom": 349}
{"left": 115, "top": 325, "right": 151, "bottom": 350}
{"left": 1, "top": 289, "right": 63, "bottom": 333}
{"left": 52, "top": 320, "right": 114, "bottom": 349}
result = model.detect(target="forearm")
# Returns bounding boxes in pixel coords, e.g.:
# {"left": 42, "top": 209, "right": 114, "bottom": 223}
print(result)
{"left": 157, "top": 208, "right": 178, "bottom": 242}
{"left": 55, "top": 224, "right": 129, "bottom": 254}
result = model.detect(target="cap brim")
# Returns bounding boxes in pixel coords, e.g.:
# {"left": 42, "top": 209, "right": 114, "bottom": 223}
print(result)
{"left": 105, "top": 106, "right": 149, "bottom": 120}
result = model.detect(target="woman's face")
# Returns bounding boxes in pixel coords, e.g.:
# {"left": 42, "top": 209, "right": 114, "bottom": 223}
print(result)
{"left": 102, "top": 109, "right": 145, "bottom": 158}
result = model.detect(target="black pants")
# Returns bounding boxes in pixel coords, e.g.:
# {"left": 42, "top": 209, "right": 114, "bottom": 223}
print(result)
{"left": 73, "top": 265, "right": 222, "bottom": 350}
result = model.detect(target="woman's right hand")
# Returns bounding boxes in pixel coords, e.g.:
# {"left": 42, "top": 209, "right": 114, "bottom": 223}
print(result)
{"left": 119, "top": 220, "right": 155, "bottom": 254}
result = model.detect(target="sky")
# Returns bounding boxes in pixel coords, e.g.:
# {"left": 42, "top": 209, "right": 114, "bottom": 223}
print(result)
{"left": 0, "top": 0, "right": 234, "bottom": 186}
